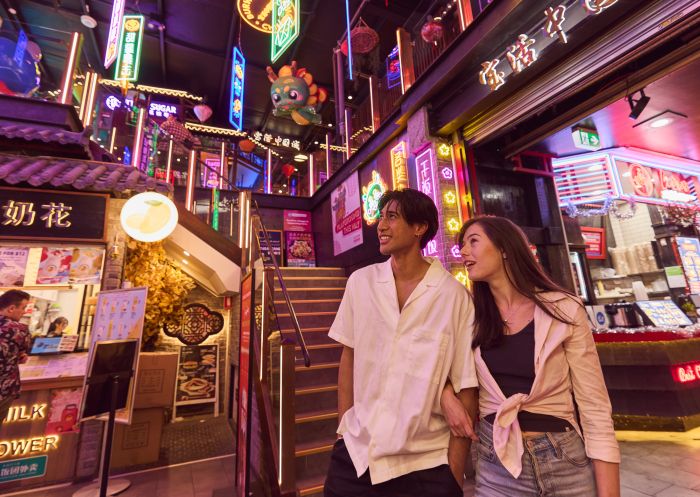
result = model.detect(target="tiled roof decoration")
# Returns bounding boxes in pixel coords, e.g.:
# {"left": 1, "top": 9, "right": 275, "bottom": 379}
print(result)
{"left": 0, "top": 153, "right": 173, "bottom": 195}
{"left": 0, "top": 121, "right": 90, "bottom": 146}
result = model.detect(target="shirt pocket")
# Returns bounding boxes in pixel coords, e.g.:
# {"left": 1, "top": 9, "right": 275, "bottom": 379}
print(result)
{"left": 407, "top": 327, "right": 448, "bottom": 386}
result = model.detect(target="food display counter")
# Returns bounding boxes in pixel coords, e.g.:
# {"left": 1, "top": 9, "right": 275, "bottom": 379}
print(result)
{"left": 594, "top": 327, "right": 700, "bottom": 431}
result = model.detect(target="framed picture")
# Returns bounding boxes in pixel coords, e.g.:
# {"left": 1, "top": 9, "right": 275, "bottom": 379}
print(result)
{"left": 581, "top": 227, "right": 606, "bottom": 260}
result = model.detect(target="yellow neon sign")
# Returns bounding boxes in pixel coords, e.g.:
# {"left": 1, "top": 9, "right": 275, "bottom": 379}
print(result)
{"left": 3, "top": 404, "right": 47, "bottom": 423}
{"left": 237, "top": 0, "right": 273, "bottom": 33}
{"left": 0, "top": 436, "right": 60, "bottom": 459}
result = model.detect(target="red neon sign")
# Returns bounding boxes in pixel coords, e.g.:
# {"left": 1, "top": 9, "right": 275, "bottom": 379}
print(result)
{"left": 671, "top": 361, "right": 700, "bottom": 384}
{"left": 628, "top": 162, "right": 693, "bottom": 200}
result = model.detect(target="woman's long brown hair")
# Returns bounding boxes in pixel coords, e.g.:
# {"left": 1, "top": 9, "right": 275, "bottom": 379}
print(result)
{"left": 458, "top": 216, "right": 577, "bottom": 349}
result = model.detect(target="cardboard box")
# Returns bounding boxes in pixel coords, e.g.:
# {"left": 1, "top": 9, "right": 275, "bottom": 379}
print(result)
{"left": 110, "top": 407, "right": 164, "bottom": 468}
{"left": 133, "top": 352, "right": 178, "bottom": 409}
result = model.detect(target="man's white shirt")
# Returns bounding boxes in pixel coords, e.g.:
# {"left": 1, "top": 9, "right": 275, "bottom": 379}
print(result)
{"left": 328, "top": 257, "right": 478, "bottom": 484}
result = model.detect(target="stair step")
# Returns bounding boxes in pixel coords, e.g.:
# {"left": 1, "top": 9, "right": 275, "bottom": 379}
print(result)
{"left": 295, "top": 438, "right": 336, "bottom": 481}
{"left": 295, "top": 439, "right": 335, "bottom": 458}
{"left": 295, "top": 383, "right": 338, "bottom": 415}
{"left": 274, "top": 287, "right": 346, "bottom": 300}
{"left": 278, "top": 311, "right": 337, "bottom": 318}
{"left": 281, "top": 327, "right": 333, "bottom": 346}
{"left": 296, "top": 361, "right": 339, "bottom": 372}
{"left": 280, "top": 267, "right": 345, "bottom": 278}
{"left": 280, "top": 277, "right": 348, "bottom": 289}
{"left": 295, "top": 361, "right": 339, "bottom": 388}
{"left": 296, "top": 343, "right": 342, "bottom": 364}
{"left": 297, "top": 475, "right": 325, "bottom": 497}
{"left": 296, "top": 384, "right": 338, "bottom": 396}
{"left": 274, "top": 299, "right": 342, "bottom": 313}
{"left": 296, "top": 409, "right": 337, "bottom": 424}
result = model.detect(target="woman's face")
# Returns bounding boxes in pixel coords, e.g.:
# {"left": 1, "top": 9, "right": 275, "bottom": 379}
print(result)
{"left": 460, "top": 223, "right": 505, "bottom": 282}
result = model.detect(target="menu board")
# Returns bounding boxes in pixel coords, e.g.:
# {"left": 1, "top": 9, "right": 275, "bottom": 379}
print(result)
{"left": 283, "top": 210, "right": 312, "bottom": 232}
{"left": 84, "top": 287, "right": 147, "bottom": 424}
{"left": 635, "top": 300, "right": 693, "bottom": 327}
{"left": 0, "top": 245, "right": 105, "bottom": 286}
{"left": 677, "top": 237, "right": 700, "bottom": 294}
{"left": 331, "top": 172, "right": 363, "bottom": 256}
{"left": 174, "top": 344, "right": 218, "bottom": 407}
{"left": 258, "top": 230, "right": 283, "bottom": 266}
{"left": 0, "top": 247, "right": 29, "bottom": 286}
{"left": 286, "top": 232, "right": 316, "bottom": 267}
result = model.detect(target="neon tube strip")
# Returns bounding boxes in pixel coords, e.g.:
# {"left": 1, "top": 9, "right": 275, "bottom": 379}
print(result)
{"left": 59, "top": 32, "right": 81, "bottom": 105}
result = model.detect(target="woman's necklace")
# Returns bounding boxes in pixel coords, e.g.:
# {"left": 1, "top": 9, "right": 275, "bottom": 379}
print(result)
{"left": 499, "top": 298, "right": 527, "bottom": 325}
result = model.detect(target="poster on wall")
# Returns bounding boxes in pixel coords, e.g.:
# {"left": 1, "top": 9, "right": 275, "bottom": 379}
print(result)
{"left": 0, "top": 247, "right": 29, "bottom": 287}
{"left": 36, "top": 248, "right": 72, "bottom": 285}
{"left": 69, "top": 247, "right": 105, "bottom": 284}
{"left": 46, "top": 387, "right": 82, "bottom": 435}
{"left": 331, "top": 172, "right": 363, "bottom": 256}
{"left": 286, "top": 232, "right": 316, "bottom": 267}
{"left": 677, "top": 237, "right": 700, "bottom": 295}
{"left": 580, "top": 227, "right": 606, "bottom": 260}
{"left": 283, "top": 210, "right": 312, "bottom": 232}
{"left": 82, "top": 287, "right": 148, "bottom": 424}
{"left": 174, "top": 344, "right": 218, "bottom": 408}
{"left": 258, "top": 230, "right": 283, "bottom": 266}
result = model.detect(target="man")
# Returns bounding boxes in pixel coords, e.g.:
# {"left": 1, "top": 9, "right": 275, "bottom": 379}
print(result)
{"left": 0, "top": 290, "right": 32, "bottom": 426}
{"left": 324, "top": 188, "right": 479, "bottom": 497}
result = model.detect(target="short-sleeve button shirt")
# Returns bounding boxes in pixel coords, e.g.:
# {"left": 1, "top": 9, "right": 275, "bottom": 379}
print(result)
{"left": 328, "top": 257, "right": 478, "bottom": 484}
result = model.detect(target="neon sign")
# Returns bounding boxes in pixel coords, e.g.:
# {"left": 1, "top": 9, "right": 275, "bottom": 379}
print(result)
{"left": 114, "top": 15, "right": 144, "bottom": 82}
{"left": 0, "top": 436, "right": 59, "bottom": 459}
{"left": 361, "top": 171, "right": 387, "bottom": 225}
{"left": 544, "top": 5, "right": 568, "bottom": 43}
{"left": 616, "top": 159, "right": 697, "bottom": 204}
{"left": 3, "top": 404, "right": 46, "bottom": 423}
{"left": 671, "top": 361, "right": 700, "bottom": 384}
{"left": 104, "top": 96, "right": 179, "bottom": 119}
{"left": 104, "top": 0, "right": 126, "bottom": 68}
{"left": 230, "top": 46, "right": 246, "bottom": 131}
{"left": 390, "top": 142, "right": 409, "bottom": 190}
{"left": 271, "top": 0, "right": 299, "bottom": 63}
{"left": 237, "top": 0, "right": 273, "bottom": 33}
{"left": 444, "top": 191, "right": 456, "bottom": 205}
{"left": 441, "top": 167, "right": 454, "bottom": 180}
{"left": 386, "top": 46, "right": 401, "bottom": 89}
{"left": 416, "top": 147, "right": 437, "bottom": 201}
{"left": 251, "top": 131, "right": 301, "bottom": 150}
{"left": 583, "top": 0, "right": 618, "bottom": 15}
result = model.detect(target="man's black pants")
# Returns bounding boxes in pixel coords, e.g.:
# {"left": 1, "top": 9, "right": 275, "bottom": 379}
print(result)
{"left": 324, "top": 439, "right": 463, "bottom": 497}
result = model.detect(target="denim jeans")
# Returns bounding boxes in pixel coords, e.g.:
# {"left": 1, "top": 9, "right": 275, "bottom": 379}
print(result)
{"left": 475, "top": 419, "right": 597, "bottom": 497}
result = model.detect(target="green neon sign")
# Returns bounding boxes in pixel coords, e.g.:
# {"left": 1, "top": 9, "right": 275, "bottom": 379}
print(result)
{"left": 114, "top": 15, "right": 145, "bottom": 81}
{"left": 271, "top": 0, "right": 299, "bottom": 63}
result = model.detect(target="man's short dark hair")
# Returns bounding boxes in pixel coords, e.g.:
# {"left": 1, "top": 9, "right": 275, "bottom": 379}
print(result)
{"left": 0, "top": 290, "right": 31, "bottom": 310}
{"left": 377, "top": 188, "right": 439, "bottom": 249}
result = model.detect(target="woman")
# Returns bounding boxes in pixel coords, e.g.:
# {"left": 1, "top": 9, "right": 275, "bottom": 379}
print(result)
{"left": 47, "top": 317, "right": 68, "bottom": 337}
{"left": 441, "top": 216, "right": 620, "bottom": 497}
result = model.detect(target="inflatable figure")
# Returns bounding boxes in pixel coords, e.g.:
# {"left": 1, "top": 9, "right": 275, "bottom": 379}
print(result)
{"left": 0, "top": 37, "right": 41, "bottom": 97}
{"left": 265, "top": 61, "right": 327, "bottom": 125}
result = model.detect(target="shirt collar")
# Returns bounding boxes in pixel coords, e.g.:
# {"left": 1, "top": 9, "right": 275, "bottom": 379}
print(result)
{"left": 376, "top": 256, "right": 446, "bottom": 286}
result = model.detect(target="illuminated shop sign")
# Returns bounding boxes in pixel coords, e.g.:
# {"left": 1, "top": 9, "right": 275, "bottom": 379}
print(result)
{"left": 0, "top": 455, "right": 47, "bottom": 483}
{"left": 230, "top": 47, "right": 246, "bottom": 131}
{"left": 386, "top": 46, "right": 401, "bottom": 89}
{"left": 0, "top": 188, "right": 108, "bottom": 242}
{"left": 553, "top": 148, "right": 700, "bottom": 207}
{"left": 114, "top": 15, "right": 145, "bottom": 82}
{"left": 478, "top": 1, "right": 617, "bottom": 92}
{"left": 3, "top": 404, "right": 46, "bottom": 423}
{"left": 104, "top": 95, "right": 180, "bottom": 119}
{"left": 250, "top": 131, "right": 300, "bottom": 150}
{"left": 104, "top": 0, "right": 126, "bottom": 68}
{"left": 271, "top": 0, "right": 299, "bottom": 63}
{"left": 390, "top": 142, "right": 408, "bottom": 190}
{"left": 361, "top": 171, "right": 387, "bottom": 225}
{"left": 237, "top": 0, "right": 273, "bottom": 33}
{"left": 671, "top": 361, "right": 700, "bottom": 384}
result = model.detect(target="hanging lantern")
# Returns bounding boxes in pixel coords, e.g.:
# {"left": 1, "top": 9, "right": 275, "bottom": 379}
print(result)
{"left": 340, "top": 19, "right": 379, "bottom": 56}
{"left": 238, "top": 138, "right": 256, "bottom": 153}
{"left": 282, "top": 163, "right": 296, "bottom": 178}
{"left": 193, "top": 104, "right": 212, "bottom": 123}
{"left": 421, "top": 17, "right": 444, "bottom": 44}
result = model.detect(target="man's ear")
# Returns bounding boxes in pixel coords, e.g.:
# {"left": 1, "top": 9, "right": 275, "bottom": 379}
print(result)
{"left": 414, "top": 223, "right": 428, "bottom": 238}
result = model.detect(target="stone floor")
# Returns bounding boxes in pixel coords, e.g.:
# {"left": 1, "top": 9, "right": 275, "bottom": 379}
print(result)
{"left": 8, "top": 428, "right": 700, "bottom": 497}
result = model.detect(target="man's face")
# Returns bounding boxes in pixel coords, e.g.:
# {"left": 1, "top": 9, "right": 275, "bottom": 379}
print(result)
{"left": 377, "top": 201, "right": 424, "bottom": 256}
{"left": 1, "top": 299, "right": 29, "bottom": 322}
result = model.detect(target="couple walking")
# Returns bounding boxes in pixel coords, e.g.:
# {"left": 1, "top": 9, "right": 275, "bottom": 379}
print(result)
{"left": 323, "top": 189, "right": 620, "bottom": 497}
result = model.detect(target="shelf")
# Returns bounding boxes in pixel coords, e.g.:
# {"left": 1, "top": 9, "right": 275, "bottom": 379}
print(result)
{"left": 628, "top": 270, "right": 665, "bottom": 277}
{"left": 593, "top": 270, "right": 665, "bottom": 281}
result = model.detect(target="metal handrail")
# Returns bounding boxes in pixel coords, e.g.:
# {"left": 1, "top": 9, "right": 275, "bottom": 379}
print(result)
{"left": 251, "top": 199, "right": 311, "bottom": 367}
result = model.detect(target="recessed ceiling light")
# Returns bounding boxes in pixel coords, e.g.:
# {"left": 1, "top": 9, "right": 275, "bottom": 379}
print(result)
{"left": 347, "top": 95, "right": 353, "bottom": 100}
{"left": 650, "top": 117, "right": 673, "bottom": 128}
{"left": 184, "top": 251, "right": 190, "bottom": 257}
{"left": 182, "top": 259, "right": 188, "bottom": 264}
{"left": 314, "top": 140, "right": 319, "bottom": 145}
{"left": 80, "top": 14, "right": 97, "bottom": 29}
{"left": 278, "top": 189, "right": 283, "bottom": 193}
{"left": 328, "top": 123, "right": 333, "bottom": 127}
{"left": 294, "top": 153, "right": 308, "bottom": 162}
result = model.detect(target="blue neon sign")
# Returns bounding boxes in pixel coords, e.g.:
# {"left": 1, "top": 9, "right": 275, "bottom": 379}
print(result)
{"left": 229, "top": 46, "right": 245, "bottom": 131}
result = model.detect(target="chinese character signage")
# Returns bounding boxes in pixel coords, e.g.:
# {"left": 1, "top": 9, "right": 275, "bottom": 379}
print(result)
{"left": 104, "top": 0, "right": 126, "bottom": 68}
{"left": 677, "top": 237, "right": 700, "bottom": 295}
{"left": 0, "top": 188, "right": 108, "bottom": 242}
{"left": 250, "top": 131, "right": 301, "bottom": 150}
{"left": 390, "top": 142, "right": 409, "bottom": 190}
{"left": 271, "top": 0, "right": 299, "bottom": 63}
{"left": 331, "top": 172, "right": 363, "bottom": 256}
{"left": 230, "top": 47, "right": 246, "bottom": 130}
{"left": 114, "top": 15, "right": 144, "bottom": 81}
{"left": 0, "top": 455, "right": 47, "bottom": 483}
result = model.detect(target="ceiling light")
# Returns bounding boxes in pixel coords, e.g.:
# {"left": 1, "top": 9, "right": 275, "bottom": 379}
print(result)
{"left": 328, "top": 123, "right": 333, "bottom": 127}
{"left": 650, "top": 117, "right": 673, "bottom": 128}
{"left": 184, "top": 250, "right": 190, "bottom": 257}
{"left": 347, "top": 95, "right": 353, "bottom": 100}
{"left": 627, "top": 89, "right": 650, "bottom": 120}
{"left": 278, "top": 189, "right": 283, "bottom": 193}
{"left": 182, "top": 259, "right": 188, "bottom": 264}
{"left": 314, "top": 140, "right": 319, "bottom": 145}
{"left": 8, "top": 7, "right": 16, "bottom": 14}
{"left": 80, "top": 14, "right": 97, "bottom": 29}
{"left": 294, "top": 153, "right": 308, "bottom": 162}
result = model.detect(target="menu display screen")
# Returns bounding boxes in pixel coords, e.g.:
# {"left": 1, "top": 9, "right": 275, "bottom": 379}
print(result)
{"left": 635, "top": 300, "right": 692, "bottom": 327}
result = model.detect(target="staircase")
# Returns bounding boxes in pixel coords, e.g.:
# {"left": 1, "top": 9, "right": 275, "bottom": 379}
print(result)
{"left": 274, "top": 267, "right": 347, "bottom": 497}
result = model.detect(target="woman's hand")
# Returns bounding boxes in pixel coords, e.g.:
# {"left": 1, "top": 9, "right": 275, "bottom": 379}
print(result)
{"left": 441, "top": 384, "right": 478, "bottom": 440}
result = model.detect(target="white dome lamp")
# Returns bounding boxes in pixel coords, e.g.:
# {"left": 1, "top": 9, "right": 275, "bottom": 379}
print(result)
{"left": 80, "top": 5, "right": 98, "bottom": 29}
{"left": 120, "top": 192, "right": 178, "bottom": 242}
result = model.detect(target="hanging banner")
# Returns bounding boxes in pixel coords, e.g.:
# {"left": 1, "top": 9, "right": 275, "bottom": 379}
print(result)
{"left": 230, "top": 47, "right": 246, "bottom": 131}
{"left": 114, "top": 15, "right": 145, "bottom": 81}
{"left": 104, "top": 0, "right": 126, "bottom": 68}
{"left": 331, "top": 172, "right": 363, "bottom": 256}
{"left": 271, "top": 0, "right": 300, "bottom": 63}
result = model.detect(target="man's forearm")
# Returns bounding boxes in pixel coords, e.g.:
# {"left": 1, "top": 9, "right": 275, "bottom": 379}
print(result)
{"left": 337, "top": 346, "right": 354, "bottom": 425}
{"left": 447, "top": 387, "right": 479, "bottom": 483}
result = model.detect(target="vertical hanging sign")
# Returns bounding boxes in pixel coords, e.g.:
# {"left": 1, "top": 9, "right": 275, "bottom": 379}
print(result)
{"left": 229, "top": 47, "right": 246, "bottom": 130}
{"left": 271, "top": 0, "right": 299, "bottom": 63}
{"left": 114, "top": 15, "right": 145, "bottom": 81}
{"left": 104, "top": 0, "right": 126, "bottom": 68}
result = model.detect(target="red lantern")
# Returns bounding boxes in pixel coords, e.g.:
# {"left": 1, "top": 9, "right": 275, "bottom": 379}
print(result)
{"left": 340, "top": 19, "right": 379, "bottom": 56}
{"left": 421, "top": 17, "right": 444, "bottom": 44}
{"left": 239, "top": 139, "right": 256, "bottom": 153}
{"left": 282, "top": 163, "right": 296, "bottom": 178}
